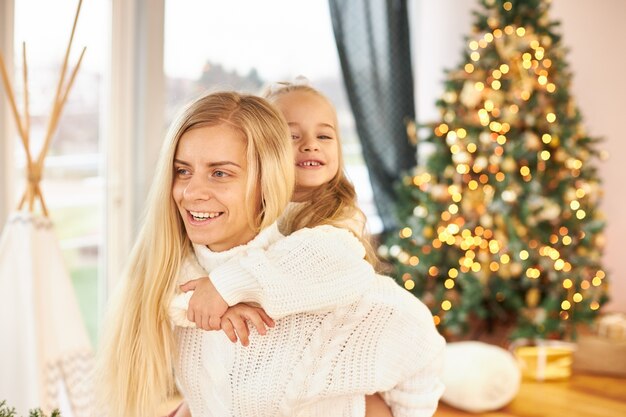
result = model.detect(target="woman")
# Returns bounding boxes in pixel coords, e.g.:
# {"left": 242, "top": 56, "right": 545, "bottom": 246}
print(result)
{"left": 95, "top": 92, "right": 294, "bottom": 417}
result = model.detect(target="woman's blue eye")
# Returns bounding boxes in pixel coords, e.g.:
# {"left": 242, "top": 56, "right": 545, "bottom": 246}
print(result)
{"left": 176, "top": 167, "right": 190, "bottom": 175}
{"left": 214, "top": 170, "right": 229, "bottom": 178}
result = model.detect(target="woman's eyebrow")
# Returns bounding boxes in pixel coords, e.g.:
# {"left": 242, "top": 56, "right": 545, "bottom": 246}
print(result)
{"left": 207, "top": 161, "right": 241, "bottom": 168}
{"left": 173, "top": 159, "right": 241, "bottom": 168}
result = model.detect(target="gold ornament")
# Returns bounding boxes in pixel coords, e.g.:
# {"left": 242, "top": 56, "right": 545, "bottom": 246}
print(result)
{"left": 537, "top": 200, "right": 561, "bottom": 221}
{"left": 406, "top": 120, "right": 418, "bottom": 145}
{"left": 526, "top": 287, "right": 541, "bottom": 308}
{"left": 514, "top": 219, "right": 528, "bottom": 237}
{"left": 480, "top": 213, "right": 494, "bottom": 228}
{"left": 525, "top": 132, "right": 542, "bottom": 151}
{"left": 499, "top": 261, "right": 512, "bottom": 279}
{"left": 554, "top": 148, "right": 567, "bottom": 162}
{"left": 443, "top": 91, "right": 458, "bottom": 104}
{"left": 510, "top": 262, "right": 523, "bottom": 276}
{"left": 474, "top": 156, "right": 489, "bottom": 172}
{"left": 444, "top": 166, "right": 456, "bottom": 178}
{"left": 502, "top": 156, "right": 517, "bottom": 172}
{"left": 452, "top": 151, "right": 472, "bottom": 165}
{"left": 460, "top": 80, "right": 483, "bottom": 108}
{"left": 430, "top": 184, "right": 449, "bottom": 202}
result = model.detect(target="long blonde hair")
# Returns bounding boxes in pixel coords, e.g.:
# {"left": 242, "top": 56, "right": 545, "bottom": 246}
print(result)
{"left": 264, "top": 82, "right": 379, "bottom": 267}
{"left": 94, "top": 92, "right": 294, "bottom": 417}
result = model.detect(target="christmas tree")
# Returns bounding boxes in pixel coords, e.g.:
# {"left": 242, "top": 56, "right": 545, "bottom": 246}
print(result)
{"left": 383, "top": 0, "right": 608, "bottom": 341}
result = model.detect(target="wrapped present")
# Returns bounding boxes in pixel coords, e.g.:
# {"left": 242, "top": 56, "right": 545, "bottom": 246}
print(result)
{"left": 595, "top": 313, "right": 626, "bottom": 341}
{"left": 573, "top": 313, "right": 626, "bottom": 377}
{"left": 512, "top": 339, "right": 576, "bottom": 381}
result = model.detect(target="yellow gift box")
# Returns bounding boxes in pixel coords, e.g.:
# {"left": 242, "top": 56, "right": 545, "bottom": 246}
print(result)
{"left": 512, "top": 340, "right": 576, "bottom": 381}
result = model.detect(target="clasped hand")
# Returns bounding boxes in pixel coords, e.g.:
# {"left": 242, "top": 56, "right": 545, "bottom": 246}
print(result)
{"left": 180, "top": 277, "right": 274, "bottom": 346}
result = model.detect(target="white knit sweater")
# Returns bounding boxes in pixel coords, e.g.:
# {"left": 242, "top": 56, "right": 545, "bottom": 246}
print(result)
{"left": 170, "top": 222, "right": 445, "bottom": 417}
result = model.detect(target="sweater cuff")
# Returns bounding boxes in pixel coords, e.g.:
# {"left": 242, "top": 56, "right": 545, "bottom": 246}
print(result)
{"left": 210, "top": 261, "right": 263, "bottom": 307}
{"left": 179, "top": 255, "right": 208, "bottom": 285}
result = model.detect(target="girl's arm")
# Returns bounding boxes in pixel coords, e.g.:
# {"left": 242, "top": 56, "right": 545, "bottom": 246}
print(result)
{"left": 206, "top": 224, "right": 376, "bottom": 319}
{"left": 172, "top": 224, "right": 375, "bottom": 330}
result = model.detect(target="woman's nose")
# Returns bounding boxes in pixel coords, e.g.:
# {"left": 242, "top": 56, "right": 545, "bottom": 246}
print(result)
{"left": 182, "top": 175, "right": 212, "bottom": 200}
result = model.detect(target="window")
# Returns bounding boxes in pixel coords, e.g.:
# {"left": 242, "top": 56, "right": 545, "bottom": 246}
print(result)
{"left": 164, "top": 0, "right": 382, "bottom": 232}
{"left": 12, "top": 0, "right": 108, "bottom": 344}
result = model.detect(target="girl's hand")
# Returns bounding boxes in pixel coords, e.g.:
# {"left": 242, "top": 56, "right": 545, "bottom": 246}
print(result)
{"left": 180, "top": 277, "right": 228, "bottom": 330}
{"left": 221, "top": 303, "right": 275, "bottom": 346}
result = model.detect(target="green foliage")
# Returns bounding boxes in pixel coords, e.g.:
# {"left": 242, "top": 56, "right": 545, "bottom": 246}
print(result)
{"left": 0, "top": 401, "right": 61, "bottom": 417}
{"left": 383, "top": 0, "right": 608, "bottom": 341}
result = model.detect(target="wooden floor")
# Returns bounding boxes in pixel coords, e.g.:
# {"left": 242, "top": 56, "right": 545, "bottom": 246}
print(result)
{"left": 159, "top": 372, "right": 626, "bottom": 417}
{"left": 435, "top": 372, "right": 626, "bottom": 417}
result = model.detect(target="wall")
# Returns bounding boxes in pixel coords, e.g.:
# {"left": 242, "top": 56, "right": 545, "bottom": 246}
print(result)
{"left": 411, "top": 0, "right": 625, "bottom": 312}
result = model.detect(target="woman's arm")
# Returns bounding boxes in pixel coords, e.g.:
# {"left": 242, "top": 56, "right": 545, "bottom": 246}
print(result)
{"left": 288, "top": 277, "right": 445, "bottom": 417}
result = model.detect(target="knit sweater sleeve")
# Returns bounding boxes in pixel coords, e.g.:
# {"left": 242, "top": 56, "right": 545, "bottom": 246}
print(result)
{"left": 179, "top": 252, "right": 208, "bottom": 284}
{"left": 380, "top": 351, "right": 445, "bottom": 417}
{"left": 373, "top": 278, "right": 446, "bottom": 417}
{"left": 209, "top": 225, "right": 376, "bottom": 318}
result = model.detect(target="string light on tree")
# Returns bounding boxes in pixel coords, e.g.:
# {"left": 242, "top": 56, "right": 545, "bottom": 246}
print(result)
{"left": 383, "top": 0, "right": 608, "bottom": 340}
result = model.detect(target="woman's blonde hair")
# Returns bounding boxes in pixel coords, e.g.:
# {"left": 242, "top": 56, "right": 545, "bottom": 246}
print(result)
{"left": 264, "top": 82, "right": 379, "bottom": 267}
{"left": 94, "top": 91, "right": 294, "bottom": 417}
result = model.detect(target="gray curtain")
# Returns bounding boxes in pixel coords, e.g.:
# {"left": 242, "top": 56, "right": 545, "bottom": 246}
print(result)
{"left": 329, "top": 0, "right": 416, "bottom": 234}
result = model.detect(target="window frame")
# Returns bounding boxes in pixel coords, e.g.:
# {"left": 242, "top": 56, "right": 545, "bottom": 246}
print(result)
{"left": 0, "top": 0, "right": 167, "bottom": 322}
{"left": 0, "top": 0, "right": 16, "bottom": 226}
{"left": 105, "top": 0, "right": 165, "bottom": 299}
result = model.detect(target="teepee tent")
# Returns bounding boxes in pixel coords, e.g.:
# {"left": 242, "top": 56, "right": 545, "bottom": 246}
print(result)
{"left": 0, "top": 1, "right": 94, "bottom": 416}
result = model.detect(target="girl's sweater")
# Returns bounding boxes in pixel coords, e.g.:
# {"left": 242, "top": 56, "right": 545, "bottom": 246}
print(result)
{"left": 170, "top": 221, "right": 445, "bottom": 417}
{"left": 173, "top": 202, "right": 373, "bottom": 319}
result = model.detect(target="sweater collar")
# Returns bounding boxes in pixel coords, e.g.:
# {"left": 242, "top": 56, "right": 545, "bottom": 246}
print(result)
{"left": 192, "top": 222, "right": 280, "bottom": 271}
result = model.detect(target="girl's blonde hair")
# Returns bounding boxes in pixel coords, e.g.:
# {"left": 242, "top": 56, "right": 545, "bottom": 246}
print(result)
{"left": 264, "top": 82, "right": 379, "bottom": 267}
{"left": 94, "top": 92, "right": 294, "bottom": 417}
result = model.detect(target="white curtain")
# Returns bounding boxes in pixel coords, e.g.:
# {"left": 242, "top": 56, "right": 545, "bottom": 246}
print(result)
{"left": 0, "top": 211, "right": 93, "bottom": 417}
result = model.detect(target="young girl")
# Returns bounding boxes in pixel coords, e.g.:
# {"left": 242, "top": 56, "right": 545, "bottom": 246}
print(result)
{"left": 170, "top": 84, "right": 444, "bottom": 416}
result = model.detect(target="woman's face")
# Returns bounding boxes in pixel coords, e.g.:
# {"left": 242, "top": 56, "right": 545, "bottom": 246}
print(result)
{"left": 172, "top": 123, "right": 257, "bottom": 252}
{"left": 273, "top": 91, "right": 340, "bottom": 201}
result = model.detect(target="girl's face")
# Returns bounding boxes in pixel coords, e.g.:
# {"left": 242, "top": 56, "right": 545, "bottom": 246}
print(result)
{"left": 273, "top": 91, "right": 340, "bottom": 201}
{"left": 172, "top": 123, "right": 257, "bottom": 252}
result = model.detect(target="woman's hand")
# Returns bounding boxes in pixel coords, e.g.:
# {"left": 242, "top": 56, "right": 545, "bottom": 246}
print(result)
{"left": 181, "top": 277, "right": 228, "bottom": 330}
{"left": 365, "top": 393, "right": 393, "bottom": 417}
{"left": 221, "top": 303, "right": 275, "bottom": 346}
{"left": 164, "top": 401, "right": 190, "bottom": 417}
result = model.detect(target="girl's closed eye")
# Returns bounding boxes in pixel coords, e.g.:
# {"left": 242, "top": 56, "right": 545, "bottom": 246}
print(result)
{"left": 318, "top": 134, "right": 333, "bottom": 140}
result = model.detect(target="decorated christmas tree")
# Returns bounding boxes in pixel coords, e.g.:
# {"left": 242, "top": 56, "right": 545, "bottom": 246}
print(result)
{"left": 383, "top": 0, "right": 608, "bottom": 341}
